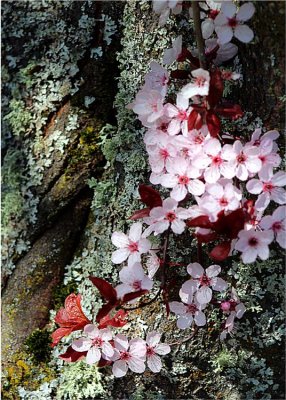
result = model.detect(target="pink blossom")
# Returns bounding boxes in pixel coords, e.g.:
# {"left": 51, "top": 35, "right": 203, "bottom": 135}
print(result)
{"left": 111, "top": 334, "right": 146, "bottom": 377}
{"left": 161, "top": 157, "right": 205, "bottom": 201}
{"left": 163, "top": 35, "right": 182, "bottom": 65}
{"left": 146, "top": 251, "right": 161, "bottom": 278}
{"left": 187, "top": 263, "right": 228, "bottom": 304}
{"left": 214, "top": 2, "right": 255, "bottom": 45}
{"left": 144, "top": 197, "right": 192, "bottom": 235}
{"left": 246, "top": 169, "right": 286, "bottom": 211}
{"left": 164, "top": 94, "right": 191, "bottom": 136}
{"left": 260, "top": 206, "right": 286, "bottom": 249}
{"left": 169, "top": 280, "right": 207, "bottom": 329}
{"left": 220, "top": 288, "right": 246, "bottom": 340}
{"left": 153, "top": 0, "right": 182, "bottom": 26}
{"left": 147, "top": 134, "right": 177, "bottom": 174}
{"left": 145, "top": 331, "right": 171, "bottom": 373}
{"left": 115, "top": 262, "right": 153, "bottom": 299}
{"left": 201, "top": 1, "right": 222, "bottom": 39}
{"left": 143, "top": 61, "right": 169, "bottom": 96}
{"left": 234, "top": 229, "right": 274, "bottom": 263}
{"left": 221, "top": 140, "right": 262, "bottom": 181}
{"left": 180, "top": 68, "right": 210, "bottom": 99}
{"left": 71, "top": 324, "right": 114, "bottom": 365}
{"left": 111, "top": 223, "right": 151, "bottom": 266}
{"left": 205, "top": 38, "right": 238, "bottom": 65}
{"left": 132, "top": 88, "right": 165, "bottom": 124}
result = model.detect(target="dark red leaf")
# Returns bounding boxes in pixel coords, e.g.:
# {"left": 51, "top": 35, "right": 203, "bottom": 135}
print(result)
{"left": 216, "top": 103, "right": 243, "bottom": 120}
{"left": 188, "top": 109, "right": 203, "bottom": 131}
{"left": 209, "top": 241, "right": 231, "bottom": 261}
{"left": 98, "top": 358, "right": 112, "bottom": 368}
{"left": 130, "top": 208, "right": 150, "bottom": 220}
{"left": 196, "top": 232, "right": 218, "bottom": 243}
{"left": 89, "top": 277, "right": 117, "bottom": 302}
{"left": 225, "top": 208, "right": 246, "bottom": 238}
{"left": 59, "top": 346, "right": 87, "bottom": 362}
{"left": 170, "top": 70, "right": 190, "bottom": 80}
{"left": 207, "top": 69, "right": 223, "bottom": 108}
{"left": 206, "top": 111, "right": 221, "bottom": 138}
{"left": 122, "top": 289, "right": 148, "bottom": 303}
{"left": 139, "top": 184, "right": 162, "bottom": 208}
{"left": 177, "top": 48, "right": 196, "bottom": 63}
{"left": 98, "top": 310, "right": 128, "bottom": 329}
{"left": 96, "top": 302, "right": 117, "bottom": 323}
{"left": 187, "top": 215, "right": 213, "bottom": 229}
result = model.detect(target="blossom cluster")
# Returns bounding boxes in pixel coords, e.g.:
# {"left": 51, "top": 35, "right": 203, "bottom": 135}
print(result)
{"left": 51, "top": 0, "right": 285, "bottom": 378}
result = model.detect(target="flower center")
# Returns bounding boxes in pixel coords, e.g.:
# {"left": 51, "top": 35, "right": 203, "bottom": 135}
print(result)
{"left": 272, "top": 221, "right": 282, "bottom": 232}
{"left": 132, "top": 280, "right": 142, "bottom": 290}
{"left": 166, "top": 211, "right": 176, "bottom": 222}
{"left": 178, "top": 110, "right": 187, "bottom": 121}
{"left": 236, "top": 153, "right": 246, "bottom": 163}
{"left": 128, "top": 241, "right": 139, "bottom": 252}
{"left": 92, "top": 337, "right": 103, "bottom": 347}
{"left": 187, "top": 303, "right": 198, "bottom": 314}
{"left": 178, "top": 175, "right": 190, "bottom": 185}
{"left": 248, "top": 237, "right": 258, "bottom": 247}
{"left": 194, "top": 134, "right": 204, "bottom": 144}
{"left": 228, "top": 17, "right": 238, "bottom": 28}
{"left": 194, "top": 77, "right": 206, "bottom": 87}
{"left": 263, "top": 182, "right": 273, "bottom": 193}
{"left": 209, "top": 9, "right": 219, "bottom": 20}
{"left": 159, "top": 122, "right": 168, "bottom": 132}
{"left": 199, "top": 274, "right": 211, "bottom": 286}
{"left": 152, "top": 103, "right": 158, "bottom": 112}
{"left": 212, "top": 155, "right": 222, "bottom": 165}
{"left": 120, "top": 351, "right": 131, "bottom": 361}
{"left": 159, "top": 148, "right": 169, "bottom": 159}
{"left": 219, "top": 197, "right": 229, "bottom": 207}
{"left": 146, "top": 346, "right": 156, "bottom": 356}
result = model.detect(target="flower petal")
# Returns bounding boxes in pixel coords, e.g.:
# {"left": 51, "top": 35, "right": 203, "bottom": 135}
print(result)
{"left": 86, "top": 346, "right": 101, "bottom": 365}
{"left": 147, "top": 354, "right": 162, "bottom": 373}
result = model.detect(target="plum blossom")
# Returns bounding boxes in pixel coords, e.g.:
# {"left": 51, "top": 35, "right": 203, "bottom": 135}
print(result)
{"left": 234, "top": 229, "right": 274, "bottom": 263}
{"left": 145, "top": 331, "right": 171, "bottom": 372}
{"left": 200, "top": 179, "right": 242, "bottom": 217}
{"left": 187, "top": 263, "right": 228, "bottom": 304}
{"left": 153, "top": 0, "right": 182, "bottom": 26}
{"left": 115, "top": 262, "right": 153, "bottom": 299}
{"left": 260, "top": 206, "right": 286, "bottom": 249}
{"left": 71, "top": 324, "right": 114, "bottom": 365}
{"left": 147, "top": 134, "right": 178, "bottom": 174}
{"left": 144, "top": 197, "right": 192, "bottom": 235}
{"left": 160, "top": 157, "right": 205, "bottom": 201}
{"left": 221, "top": 140, "right": 262, "bottom": 181}
{"left": 246, "top": 169, "right": 286, "bottom": 211}
{"left": 111, "top": 222, "right": 151, "bottom": 266}
{"left": 201, "top": 0, "right": 222, "bottom": 39}
{"left": 169, "top": 280, "right": 207, "bottom": 329}
{"left": 220, "top": 288, "right": 246, "bottom": 340}
{"left": 143, "top": 61, "right": 169, "bottom": 96}
{"left": 163, "top": 35, "right": 182, "bottom": 65}
{"left": 214, "top": 2, "right": 255, "bottom": 44}
{"left": 131, "top": 88, "right": 165, "bottom": 124}
{"left": 146, "top": 251, "right": 161, "bottom": 278}
{"left": 164, "top": 94, "right": 191, "bottom": 136}
{"left": 180, "top": 68, "right": 210, "bottom": 99}
{"left": 205, "top": 38, "right": 238, "bottom": 65}
{"left": 111, "top": 334, "right": 146, "bottom": 377}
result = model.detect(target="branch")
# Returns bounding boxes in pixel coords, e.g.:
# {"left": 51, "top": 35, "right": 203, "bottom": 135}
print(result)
{"left": 169, "top": 325, "right": 199, "bottom": 346}
{"left": 191, "top": 0, "right": 206, "bottom": 69}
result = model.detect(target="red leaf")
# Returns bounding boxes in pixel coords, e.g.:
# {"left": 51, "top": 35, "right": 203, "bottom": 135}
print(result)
{"left": 51, "top": 327, "right": 73, "bottom": 348}
{"left": 207, "top": 69, "right": 223, "bottom": 108}
{"left": 98, "top": 310, "right": 128, "bottom": 329}
{"left": 187, "top": 215, "right": 213, "bottom": 229}
{"left": 122, "top": 289, "right": 148, "bottom": 303}
{"left": 139, "top": 185, "right": 162, "bottom": 209}
{"left": 59, "top": 346, "right": 87, "bottom": 362}
{"left": 98, "top": 358, "right": 112, "bottom": 368}
{"left": 209, "top": 241, "right": 231, "bottom": 261}
{"left": 206, "top": 111, "right": 221, "bottom": 138}
{"left": 196, "top": 232, "right": 218, "bottom": 243}
{"left": 89, "top": 277, "right": 117, "bottom": 302}
{"left": 130, "top": 208, "right": 150, "bottom": 220}
{"left": 216, "top": 103, "right": 243, "bottom": 120}
{"left": 188, "top": 109, "right": 203, "bottom": 131}
{"left": 96, "top": 302, "right": 118, "bottom": 323}
{"left": 170, "top": 70, "right": 190, "bottom": 80}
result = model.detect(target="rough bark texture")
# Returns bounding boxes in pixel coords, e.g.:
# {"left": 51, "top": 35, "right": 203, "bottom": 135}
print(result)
{"left": 2, "top": 1, "right": 285, "bottom": 399}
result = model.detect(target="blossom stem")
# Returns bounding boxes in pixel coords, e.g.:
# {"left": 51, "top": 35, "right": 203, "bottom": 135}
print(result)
{"left": 197, "top": 241, "right": 203, "bottom": 264}
{"left": 191, "top": 0, "right": 206, "bottom": 69}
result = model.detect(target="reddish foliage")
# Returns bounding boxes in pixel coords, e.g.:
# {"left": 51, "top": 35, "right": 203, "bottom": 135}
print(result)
{"left": 98, "top": 310, "right": 128, "bottom": 329}
{"left": 51, "top": 293, "right": 91, "bottom": 347}
{"left": 130, "top": 185, "right": 162, "bottom": 220}
{"left": 59, "top": 345, "right": 87, "bottom": 362}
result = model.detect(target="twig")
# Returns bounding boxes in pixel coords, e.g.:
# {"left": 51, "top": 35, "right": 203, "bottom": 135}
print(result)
{"left": 169, "top": 325, "right": 199, "bottom": 346}
{"left": 191, "top": 0, "right": 206, "bottom": 69}
{"left": 121, "top": 288, "right": 162, "bottom": 311}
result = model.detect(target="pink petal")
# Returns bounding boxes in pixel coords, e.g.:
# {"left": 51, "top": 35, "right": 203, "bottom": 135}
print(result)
{"left": 102, "top": 342, "right": 114, "bottom": 358}
{"left": 216, "top": 26, "right": 233, "bottom": 45}
{"left": 177, "top": 314, "right": 193, "bottom": 329}
{"left": 112, "top": 248, "right": 130, "bottom": 264}
{"left": 72, "top": 338, "right": 92, "bottom": 352}
{"left": 194, "top": 311, "right": 206, "bottom": 326}
{"left": 128, "top": 357, "right": 146, "bottom": 373}
{"left": 187, "top": 262, "right": 204, "bottom": 278}
{"left": 241, "top": 247, "right": 258, "bottom": 263}
{"left": 114, "top": 334, "right": 129, "bottom": 352}
{"left": 234, "top": 25, "right": 254, "bottom": 43}
{"left": 187, "top": 179, "right": 205, "bottom": 196}
{"left": 169, "top": 301, "right": 187, "bottom": 315}
{"left": 155, "top": 343, "right": 171, "bottom": 355}
{"left": 171, "top": 184, "right": 188, "bottom": 201}
{"left": 236, "top": 3, "right": 255, "bottom": 22}
{"left": 202, "top": 19, "right": 214, "bottom": 39}
{"left": 112, "top": 360, "right": 128, "bottom": 377}
{"left": 246, "top": 179, "right": 263, "bottom": 194}
{"left": 129, "top": 222, "right": 142, "bottom": 242}
{"left": 146, "top": 331, "right": 161, "bottom": 347}
{"left": 211, "top": 277, "right": 228, "bottom": 292}
{"left": 235, "top": 303, "right": 246, "bottom": 319}
{"left": 271, "top": 188, "right": 286, "bottom": 205}
{"left": 138, "top": 238, "right": 151, "bottom": 253}
{"left": 86, "top": 346, "right": 101, "bottom": 364}
{"left": 221, "top": 2, "right": 236, "bottom": 18}
{"left": 111, "top": 232, "right": 129, "bottom": 248}
{"left": 206, "top": 264, "right": 221, "bottom": 278}
{"left": 147, "top": 354, "right": 162, "bottom": 373}
{"left": 163, "top": 197, "right": 178, "bottom": 211}
{"left": 171, "top": 219, "right": 185, "bottom": 234}
{"left": 196, "top": 286, "right": 212, "bottom": 304}
{"left": 99, "top": 328, "right": 113, "bottom": 342}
